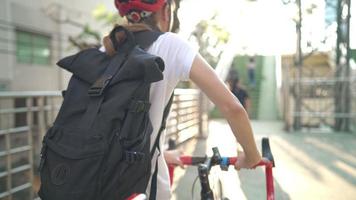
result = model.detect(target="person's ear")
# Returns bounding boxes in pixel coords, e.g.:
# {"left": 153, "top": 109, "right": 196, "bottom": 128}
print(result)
{"left": 162, "top": 3, "right": 170, "bottom": 22}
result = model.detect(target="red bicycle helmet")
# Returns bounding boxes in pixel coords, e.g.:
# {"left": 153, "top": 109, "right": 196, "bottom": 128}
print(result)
{"left": 115, "top": 0, "right": 166, "bottom": 17}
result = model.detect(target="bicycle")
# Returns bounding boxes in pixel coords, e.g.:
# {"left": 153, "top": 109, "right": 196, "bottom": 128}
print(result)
{"left": 169, "top": 137, "right": 275, "bottom": 200}
{"left": 127, "top": 137, "right": 275, "bottom": 200}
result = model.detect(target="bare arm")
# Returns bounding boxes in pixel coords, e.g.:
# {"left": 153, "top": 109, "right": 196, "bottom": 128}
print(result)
{"left": 190, "top": 54, "right": 261, "bottom": 168}
{"left": 245, "top": 97, "right": 251, "bottom": 117}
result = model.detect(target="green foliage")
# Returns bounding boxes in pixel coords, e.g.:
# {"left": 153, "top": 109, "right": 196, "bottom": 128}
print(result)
{"left": 190, "top": 14, "right": 230, "bottom": 68}
{"left": 351, "top": 49, "right": 356, "bottom": 62}
{"left": 92, "top": 4, "right": 124, "bottom": 26}
{"left": 69, "top": 4, "right": 123, "bottom": 50}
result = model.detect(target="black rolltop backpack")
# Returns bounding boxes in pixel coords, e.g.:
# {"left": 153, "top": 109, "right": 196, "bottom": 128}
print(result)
{"left": 38, "top": 26, "right": 171, "bottom": 200}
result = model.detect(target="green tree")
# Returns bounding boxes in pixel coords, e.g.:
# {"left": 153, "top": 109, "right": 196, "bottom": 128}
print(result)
{"left": 47, "top": 1, "right": 183, "bottom": 51}
{"left": 190, "top": 14, "right": 230, "bottom": 68}
{"left": 68, "top": 4, "right": 124, "bottom": 50}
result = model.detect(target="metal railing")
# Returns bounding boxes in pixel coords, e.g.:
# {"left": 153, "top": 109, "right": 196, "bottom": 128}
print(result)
{"left": 0, "top": 91, "right": 62, "bottom": 200}
{"left": 165, "top": 89, "right": 209, "bottom": 145}
{"left": 0, "top": 89, "right": 208, "bottom": 200}
{"left": 282, "top": 76, "right": 356, "bottom": 132}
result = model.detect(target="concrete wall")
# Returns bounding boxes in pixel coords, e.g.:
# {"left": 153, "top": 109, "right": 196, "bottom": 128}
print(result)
{"left": 0, "top": 0, "right": 115, "bottom": 91}
{"left": 0, "top": 1, "right": 13, "bottom": 91}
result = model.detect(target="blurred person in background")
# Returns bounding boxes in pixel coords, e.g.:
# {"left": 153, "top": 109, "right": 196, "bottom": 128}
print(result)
{"left": 247, "top": 56, "right": 256, "bottom": 87}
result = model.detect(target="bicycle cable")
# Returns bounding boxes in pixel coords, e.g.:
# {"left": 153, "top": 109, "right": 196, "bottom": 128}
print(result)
{"left": 191, "top": 175, "right": 199, "bottom": 200}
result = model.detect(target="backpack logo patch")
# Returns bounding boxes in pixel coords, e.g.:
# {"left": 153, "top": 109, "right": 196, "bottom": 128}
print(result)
{"left": 51, "top": 163, "right": 70, "bottom": 185}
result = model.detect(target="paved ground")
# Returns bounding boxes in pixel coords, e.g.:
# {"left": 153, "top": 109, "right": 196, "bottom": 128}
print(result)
{"left": 172, "top": 120, "right": 356, "bottom": 200}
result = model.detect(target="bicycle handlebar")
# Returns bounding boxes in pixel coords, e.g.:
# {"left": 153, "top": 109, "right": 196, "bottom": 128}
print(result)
{"left": 169, "top": 137, "right": 275, "bottom": 200}
{"left": 179, "top": 156, "right": 274, "bottom": 168}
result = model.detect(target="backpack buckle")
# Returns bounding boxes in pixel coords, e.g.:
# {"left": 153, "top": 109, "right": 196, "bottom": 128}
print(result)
{"left": 88, "top": 75, "right": 113, "bottom": 97}
{"left": 124, "top": 151, "right": 145, "bottom": 163}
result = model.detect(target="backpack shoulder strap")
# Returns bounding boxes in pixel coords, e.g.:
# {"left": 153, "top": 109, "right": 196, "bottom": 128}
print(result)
{"left": 150, "top": 93, "right": 174, "bottom": 156}
{"left": 134, "top": 29, "right": 170, "bottom": 157}
{"left": 134, "top": 31, "right": 163, "bottom": 50}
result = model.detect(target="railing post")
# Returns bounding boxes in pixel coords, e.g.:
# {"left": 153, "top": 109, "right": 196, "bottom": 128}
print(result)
{"left": 198, "top": 92, "right": 208, "bottom": 139}
{"left": 26, "top": 98, "right": 34, "bottom": 200}
{"left": 38, "top": 97, "right": 46, "bottom": 140}
{"left": 175, "top": 94, "right": 180, "bottom": 141}
{"left": 49, "top": 97, "right": 56, "bottom": 123}
{"left": 5, "top": 103, "right": 12, "bottom": 200}
{"left": 284, "top": 64, "right": 291, "bottom": 131}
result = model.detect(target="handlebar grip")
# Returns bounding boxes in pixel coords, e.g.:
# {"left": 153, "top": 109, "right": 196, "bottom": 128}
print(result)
{"left": 262, "top": 137, "right": 275, "bottom": 167}
{"left": 228, "top": 157, "right": 237, "bottom": 165}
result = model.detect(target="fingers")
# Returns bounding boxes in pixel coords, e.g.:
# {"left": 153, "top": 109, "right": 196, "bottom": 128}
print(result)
{"left": 175, "top": 151, "right": 184, "bottom": 168}
{"left": 177, "top": 150, "right": 185, "bottom": 168}
{"left": 234, "top": 151, "right": 263, "bottom": 170}
{"left": 234, "top": 151, "right": 243, "bottom": 170}
{"left": 234, "top": 163, "right": 241, "bottom": 171}
{"left": 164, "top": 149, "right": 185, "bottom": 168}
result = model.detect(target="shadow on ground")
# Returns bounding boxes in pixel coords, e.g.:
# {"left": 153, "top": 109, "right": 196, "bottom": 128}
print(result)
{"left": 275, "top": 130, "right": 356, "bottom": 186}
{"left": 251, "top": 120, "right": 356, "bottom": 199}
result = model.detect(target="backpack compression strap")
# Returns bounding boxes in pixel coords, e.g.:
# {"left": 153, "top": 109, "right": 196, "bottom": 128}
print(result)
{"left": 130, "top": 30, "right": 169, "bottom": 156}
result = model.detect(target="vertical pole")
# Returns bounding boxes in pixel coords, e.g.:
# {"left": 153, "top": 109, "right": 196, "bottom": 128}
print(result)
{"left": 335, "top": 0, "right": 342, "bottom": 131}
{"left": 50, "top": 97, "right": 56, "bottom": 123}
{"left": 37, "top": 96, "right": 46, "bottom": 174}
{"left": 294, "top": 0, "right": 303, "bottom": 130}
{"left": 5, "top": 102, "right": 12, "bottom": 200}
{"left": 343, "top": 0, "right": 351, "bottom": 131}
{"left": 335, "top": 0, "right": 351, "bottom": 132}
{"left": 198, "top": 92, "right": 203, "bottom": 138}
{"left": 284, "top": 63, "right": 291, "bottom": 131}
{"left": 38, "top": 96, "right": 46, "bottom": 142}
{"left": 26, "top": 98, "right": 34, "bottom": 199}
{"left": 203, "top": 94, "right": 209, "bottom": 137}
{"left": 57, "top": 4, "right": 64, "bottom": 91}
{"left": 198, "top": 92, "right": 209, "bottom": 139}
{"left": 175, "top": 95, "right": 180, "bottom": 141}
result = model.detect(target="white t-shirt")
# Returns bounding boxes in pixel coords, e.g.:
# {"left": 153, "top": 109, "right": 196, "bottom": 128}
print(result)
{"left": 100, "top": 32, "right": 197, "bottom": 199}
{"left": 146, "top": 32, "right": 197, "bottom": 199}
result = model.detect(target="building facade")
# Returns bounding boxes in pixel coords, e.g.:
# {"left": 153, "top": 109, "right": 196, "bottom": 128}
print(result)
{"left": 0, "top": 0, "right": 114, "bottom": 91}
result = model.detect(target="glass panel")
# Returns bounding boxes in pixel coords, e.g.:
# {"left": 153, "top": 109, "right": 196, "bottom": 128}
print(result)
{"left": 16, "top": 31, "right": 32, "bottom": 64}
{"left": 33, "top": 35, "right": 50, "bottom": 65}
{"left": 16, "top": 30, "right": 51, "bottom": 65}
{"left": 33, "top": 35, "right": 49, "bottom": 48}
{"left": 16, "top": 45, "right": 32, "bottom": 63}
{"left": 16, "top": 31, "right": 31, "bottom": 44}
